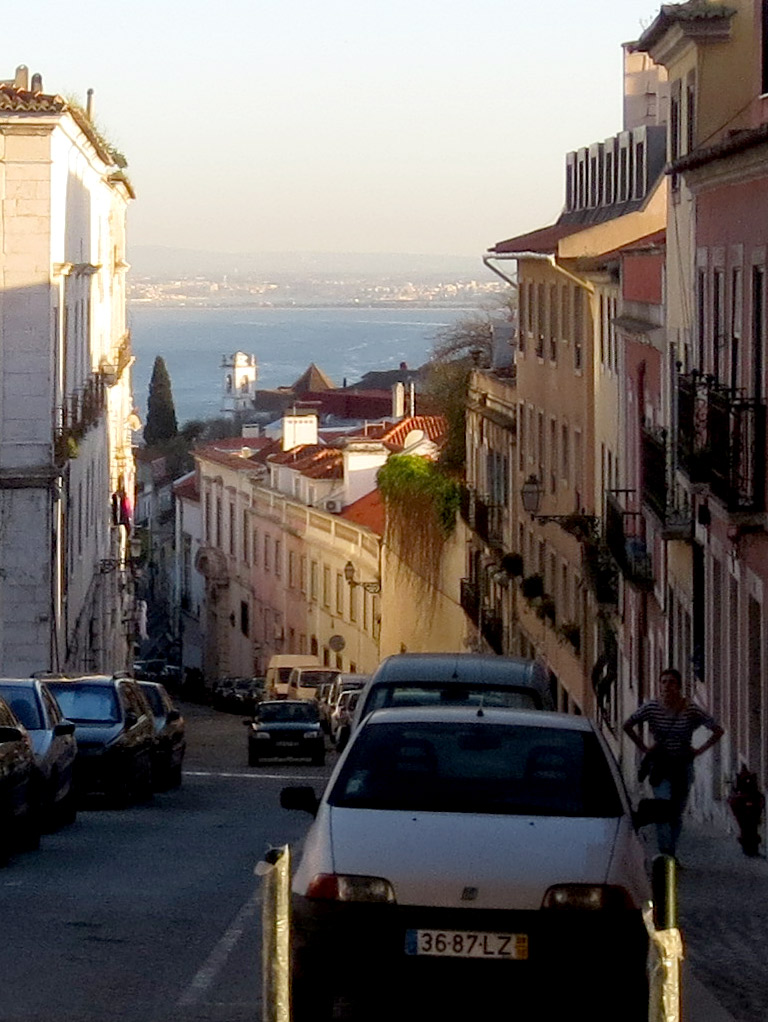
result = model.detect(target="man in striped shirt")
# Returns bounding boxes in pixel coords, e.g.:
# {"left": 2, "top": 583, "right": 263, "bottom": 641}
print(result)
{"left": 624, "top": 668, "right": 723, "bottom": 857}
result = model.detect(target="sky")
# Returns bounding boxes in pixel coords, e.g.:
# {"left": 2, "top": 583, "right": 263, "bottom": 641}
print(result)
{"left": 5, "top": 0, "right": 662, "bottom": 258}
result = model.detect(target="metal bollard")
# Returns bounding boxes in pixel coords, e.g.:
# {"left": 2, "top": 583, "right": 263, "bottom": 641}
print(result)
{"left": 643, "top": 854, "right": 683, "bottom": 1022}
{"left": 257, "top": 844, "right": 292, "bottom": 1022}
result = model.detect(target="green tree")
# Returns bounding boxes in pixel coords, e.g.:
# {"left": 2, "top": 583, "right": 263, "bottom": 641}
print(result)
{"left": 144, "top": 356, "right": 178, "bottom": 446}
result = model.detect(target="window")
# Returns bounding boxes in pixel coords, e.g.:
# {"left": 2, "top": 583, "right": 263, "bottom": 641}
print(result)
{"left": 669, "top": 79, "right": 682, "bottom": 190}
{"left": 697, "top": 270, "right": 707, "bottom": 370}
{"left": 561, "top": 424, "right": 569, "bottom": 482}
{"left": 518, "top": 286, "right": 526, "bottom": 354}
{"left": 537, "top": 411, "right": 544, "bottom": 481}
{"left": 240, "top": 601, "right": 250, "bottom": 637}
{"left": 731, "top": 266, "right": 743, "bottom": 391}
{"left": 574, "top": 430, "right": 583, "bottom": 497}
{"left": 216, "top": 498, "right": 222, "bottom": 548}
{"left": 288, "top": 550, "right": 296, "bottom": 588}
{"left": 752, "top": 266, "right": 765, "bottom": 400}
{"left": 536, "top": 283, "right": 545, "bottom": 357}
{"left": 573, "top": 289, "right": 584, "bottom": 371}
{"left": 634, "top": 142, "right": 645, "bottom": 197}
{"left": 336, "top": 573, "right": 344, "bottom": 615}
{"left": 561, "top": 285, "right": 570, "bottom": 341}
{"left": 323, "top": 565, "right": 331, "bottom": 607}
{"left": 518, "top": 402, "right": 526, "bottom": 472}
{"left": 685, "top": 71, "right": 696, "bottom": 153}
{"left": 599, "top": 294, "right": 606, "bottom": 366}
{"left": 350, "top": 584, "right": 358, "bottom": 622}
{"left": 252, "top": 528, "right": 259, "bottom": 567}
{"left": 300, "top": 555, "right": 307, "bottom": 593}
{"left": 549, "top": 419, "right": 557, "bottom": 495}
{"left": 229, "top": 502, "right": 235, "bottom": 556}
{"left": 713, "top": 269, "right": 725, "bottom": 381}
{"left": 242, "top": 510, "right": 249, "bottom": 565}
{"left": 311, "top": 560, "right": 319, "bottom": 600}
{"left": 274, "top": 540, "right": 282, "bottom": 576}
{"left": 549, "top": 284, "right": 558, "bottom": 360}
{"left": 264, "top": 534, "right": 271, "bottom": 572}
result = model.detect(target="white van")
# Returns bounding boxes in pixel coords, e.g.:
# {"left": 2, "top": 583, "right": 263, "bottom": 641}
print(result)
{"left": 265, "top": 655, "right": 319, "bottom": 700}
{"left": 287, "top": 666, "right": 340, "bottom": 702}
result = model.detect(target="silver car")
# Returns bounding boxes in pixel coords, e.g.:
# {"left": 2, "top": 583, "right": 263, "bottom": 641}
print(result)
{"left": 0, "top": 678, "right": 77, "bottom": 829}
{"left": 282, "top": 707, "right": 649, "bottom": 1021}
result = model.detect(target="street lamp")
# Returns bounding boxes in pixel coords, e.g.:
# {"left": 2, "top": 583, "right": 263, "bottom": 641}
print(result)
{"left": 519, "top": 474, "right": 600, "bottom": 536}
{"left": 343, "top": 560, "right": 381, "bottom": 594}
{"left": 520, "top": 474, "right": 544, "bottom": 516}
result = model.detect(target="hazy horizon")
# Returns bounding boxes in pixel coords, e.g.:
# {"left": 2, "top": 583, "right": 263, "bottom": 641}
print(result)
{"left": 7, "top": 1, "right": 660, "bottom": 258}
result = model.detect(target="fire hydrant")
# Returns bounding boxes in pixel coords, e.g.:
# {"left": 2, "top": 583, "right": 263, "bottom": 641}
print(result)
{"left": 727, "top": 766, "right": 765, "bottom": 857}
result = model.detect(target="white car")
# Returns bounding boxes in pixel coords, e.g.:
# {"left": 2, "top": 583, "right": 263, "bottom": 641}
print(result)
{"left": 282, "top": 707, "right": 650, "bottom": 1021}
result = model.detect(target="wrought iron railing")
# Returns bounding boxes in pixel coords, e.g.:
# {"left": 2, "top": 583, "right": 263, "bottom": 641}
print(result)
{"left": 605, "top": 492, "right": 654, "bottom": 590}
{"left": 481, "top": 610, "right": 504, "bottom": 654}
{"left": 677, "top": 372, "right": 766, "bottom": 512}
{"left": 460, "top": 578, "right": 480, "bottom": 625}
{"left": 473, "top": 497, "right": 504, "bottom": 549}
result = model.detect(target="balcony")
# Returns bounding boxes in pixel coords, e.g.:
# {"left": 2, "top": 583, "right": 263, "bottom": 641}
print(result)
{"left": 481, "top": 610, "right": 504, "bottom": 654}
{"left": 640, "top": 423, "right": 693, "bottom": 539}
{"left": 677, "top": 372, "right": 767, "bottom": 513}
{"left": 474, "top": 496, "right": 505, "bottom": 550}
{"left": 460, "top": 578, "right": 480, "bottom": 625}
{"left": 605, "top": 493, "right": 653, "bottom": 591}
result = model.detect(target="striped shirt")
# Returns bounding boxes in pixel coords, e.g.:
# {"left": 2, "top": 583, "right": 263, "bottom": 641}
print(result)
{"left": 626, "top": 700, "right": 718, "bottom": 759}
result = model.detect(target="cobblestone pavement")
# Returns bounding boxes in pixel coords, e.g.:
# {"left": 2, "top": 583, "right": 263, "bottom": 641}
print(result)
{"left": 672, "top": 820, "right": 768, "bottom": 1022}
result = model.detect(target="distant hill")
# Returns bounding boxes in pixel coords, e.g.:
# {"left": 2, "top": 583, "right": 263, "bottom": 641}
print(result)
{"left": 128, "top": 246, "right": 486, "bottom": 280}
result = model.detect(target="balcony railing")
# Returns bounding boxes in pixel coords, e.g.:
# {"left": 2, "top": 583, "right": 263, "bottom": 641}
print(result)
{"left": 605, "top": 493, "right": 654, "bottom": 591}
{"left": 481, "top": 610, "right": 504, "bottom": 654}
{"left": 677, "top": 372, "right": 767, "bottom": 512}
{"left": 460, "top": 578, "right": 480, "bottom": 625}
{"left": 474, "top": 496, "right": 505, "bottom": 549}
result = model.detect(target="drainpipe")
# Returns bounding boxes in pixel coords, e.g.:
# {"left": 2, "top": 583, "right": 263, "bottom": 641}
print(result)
{"left": 484, "top": 251, "right": 594, "bottom": 293}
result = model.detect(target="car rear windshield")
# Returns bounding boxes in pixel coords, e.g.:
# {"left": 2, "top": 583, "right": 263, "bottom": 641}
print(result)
{"left": 47, "top": 683, "right": 120, "bottom": 723}
{"left": 259, "top": 703, "right": 319, "bottom": 723}
{"left": 364, "top": 683, "right": 541, "bottom": 713}
{"left": 0, "top": 686, "right": 42, "bottom": 729}
{"left": 139, "top": 685, "right": 165, "bottom": 715}
{"left": 329, "top": 722, "right": 623, "bottom": 818}
{"left": 296, "top": 670, "right": 338, "bottom": 689}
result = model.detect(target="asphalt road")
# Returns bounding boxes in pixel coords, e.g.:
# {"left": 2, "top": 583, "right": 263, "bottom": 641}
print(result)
{"left": 0, "top": 701, "right": 330, "bottom": 1022}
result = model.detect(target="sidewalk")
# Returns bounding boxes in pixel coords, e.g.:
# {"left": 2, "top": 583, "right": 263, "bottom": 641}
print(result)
{"left": 665, "top": 819, "right": 768, "bottom": 1022}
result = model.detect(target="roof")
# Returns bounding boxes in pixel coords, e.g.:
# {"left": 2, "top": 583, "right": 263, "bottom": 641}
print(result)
{"left": 575, "top": 229, "right": 666, "bottom": 270}
{"left": 635, "top": 1, "right": 735, "bottom": 52}
{"left": 292, "top": 363, "right": 336, "bottom": 393}
{"left": 339, "top": 488, "right": 385, "bottom": 536}
{"left": 670, "top": 123, "right": 768, "bottom": 174}
{"left": 195, "top": 438, "right": 279, "bottom": 473}
{"left": 377, "top": 414, "right": 447, "bottom": 450}
{"left": 174, "top": 473, "right": 200, "bottom": 502}
{"left": 489, "top": 223, "right": 583, "bottom": 256}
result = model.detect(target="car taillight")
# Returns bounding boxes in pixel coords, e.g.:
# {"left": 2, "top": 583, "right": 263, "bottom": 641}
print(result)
{"left": 305, "top": 874, "right": 396, "bottom": 903}
{"left": 541, "top": 885, "right": 634, "bottom": 911}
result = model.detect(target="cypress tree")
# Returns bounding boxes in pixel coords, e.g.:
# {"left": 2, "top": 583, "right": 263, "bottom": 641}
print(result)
{"left": 144, "top": 355, "right": 178, "bottom": 446}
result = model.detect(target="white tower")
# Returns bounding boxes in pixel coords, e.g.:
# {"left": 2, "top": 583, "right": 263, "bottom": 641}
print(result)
{"left": 221, "top": 352, "right": 258, "bottom": 415}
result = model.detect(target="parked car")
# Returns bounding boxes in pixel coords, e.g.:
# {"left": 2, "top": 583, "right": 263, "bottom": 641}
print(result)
{"left": 137, "top": 681, "right": 186, "bottom": 790}
{"left": 287, "top": 667, "right": 340, "bottom": 702}
{"left": 45, "top": 675, "right": 155, "bottom": 805}
{"left": 245, "top": 700, "right": 325, "bottom": 766}
{"left": 0, "top": 678, "right": 77, "bottom": 829}
{"left": 282, "top": 707, "right": 649, "bottom": 1021}
{"left": 265, "top": 655, "right": 320, "bottom": 700}
{"left": 329, "top": 689, "right": 360, "bottom": 749}
{"left": 351, "top": 653, "right": 553, "bottom": 732}
{"left": 0, "top": 694, "right": 41, "bottom": 862}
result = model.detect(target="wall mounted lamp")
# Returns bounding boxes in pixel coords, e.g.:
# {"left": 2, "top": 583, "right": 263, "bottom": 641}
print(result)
{"left": 343, "top": 560, "right": 381, "bottom": 594}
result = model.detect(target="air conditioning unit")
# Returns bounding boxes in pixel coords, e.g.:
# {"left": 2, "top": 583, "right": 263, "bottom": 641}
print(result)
{"left": 324, "top": 499, "right": 342, "bottom": 513}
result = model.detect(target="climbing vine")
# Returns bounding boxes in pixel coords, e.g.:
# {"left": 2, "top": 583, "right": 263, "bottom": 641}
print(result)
{"left": 377, "top": 455, "right": 460, "bottom": 586}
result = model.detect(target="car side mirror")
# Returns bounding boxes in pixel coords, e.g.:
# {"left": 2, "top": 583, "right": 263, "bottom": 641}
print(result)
{"left": 53, "top": 721, "right": 76, "bottom": 737}
{"left": 280, "top": 785, "right": 319, "bottom": 816}
{"left": 166, "top": 709, "right": 181, "bottom": 723}
{"left": 0, "top": 725, "right": 24, "bottom": 744}
{"left": 124, "top": 711, "right": 138, "bottom": 729}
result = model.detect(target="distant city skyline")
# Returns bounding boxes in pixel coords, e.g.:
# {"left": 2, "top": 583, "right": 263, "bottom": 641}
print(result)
{"left": 7, "top": 0, "right": 660, "bottom": 258}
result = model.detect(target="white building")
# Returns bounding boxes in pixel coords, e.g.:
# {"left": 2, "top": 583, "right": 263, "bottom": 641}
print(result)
{"left": 0, "top": 66, "right": 135, "bottom": 674}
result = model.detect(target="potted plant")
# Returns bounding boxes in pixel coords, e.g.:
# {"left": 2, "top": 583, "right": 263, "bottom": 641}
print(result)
{"left": 521, "top": 573, "right": 544, "bottom": 602}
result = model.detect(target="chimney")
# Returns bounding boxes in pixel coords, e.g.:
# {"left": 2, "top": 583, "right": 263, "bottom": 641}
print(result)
{"left": 392, "top": 382, "right": 405, "bottom": 419}
{"left": 30, "top": 72, "right": 43, "bottom": 92}
{"left": 409, "top": 382, "right": 415, "bottom": 417}
{"left": 86, "top": 88, "right": 94, "bottom": 119}
{"left": 14, "top": 65, "right": 29, "bottom": 90}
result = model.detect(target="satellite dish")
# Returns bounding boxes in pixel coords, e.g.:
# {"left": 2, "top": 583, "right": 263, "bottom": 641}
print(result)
{"left": 329, "top": 634, "right": 346, "bottom": 652}
{"left": 402, "top": 429, "right": 425, "bottom": 452}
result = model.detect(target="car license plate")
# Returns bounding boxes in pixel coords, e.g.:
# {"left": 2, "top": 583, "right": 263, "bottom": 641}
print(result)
{"left": 405, "top": 930, "right": 528, "bottom": 960}
{"left": 275, "top": 741, "right": 298, "bottom": 747}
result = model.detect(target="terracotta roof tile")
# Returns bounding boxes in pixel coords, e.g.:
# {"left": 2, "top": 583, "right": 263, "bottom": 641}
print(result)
{"left": 340, "top": 489, "right": 385, "bottom": 536}
{"left": 174, "top": 474, "right": 200, "bottom": 501}
{"left": 378, "top": 414, "right": 447, "bottom": 449}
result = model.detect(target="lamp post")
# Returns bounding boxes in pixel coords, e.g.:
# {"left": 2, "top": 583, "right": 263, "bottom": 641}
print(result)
{"left": 343, "top": 560, "right": 381, "bottom": 594}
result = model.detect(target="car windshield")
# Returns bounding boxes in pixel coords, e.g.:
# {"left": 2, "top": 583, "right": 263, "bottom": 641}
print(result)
{"left": 259, "top": 703, "right": 319, "bottom": 724}
{"left": 365, "top": 683, "right": 540, "bottom": 712}
{"left": 139, "top": 685, "right": 165, "bottom": 715}
{"left": 47, "top": 683, "right": 120, "bottom": 723}
{"left": 296, "top": 670, "right": 338, "bottom": 689}
{"left": 0, "top": 686, "right": 42, "bottom": 729}
{"left": 329, "top": 722, "right": 623, "bottom": 818}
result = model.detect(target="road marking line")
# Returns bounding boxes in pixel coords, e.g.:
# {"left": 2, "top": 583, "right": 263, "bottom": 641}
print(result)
{"left": 186, "top": 769, "right": 322, "bottom": 781}
{"left": 177, "top": 888, "right": 262, "bottom": 1007}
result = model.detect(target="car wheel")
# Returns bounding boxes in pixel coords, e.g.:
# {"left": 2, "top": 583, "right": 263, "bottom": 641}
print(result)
{"left": 168, "top": 761, "right": 183, "bottom": 789}
{"left": 248, "top": 745, "right": 260, "bottom": 767}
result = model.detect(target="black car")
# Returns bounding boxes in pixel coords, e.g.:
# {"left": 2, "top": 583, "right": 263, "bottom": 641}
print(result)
{"left": 45, "top": 675, "right": 155, "bottom": 805}
{"left": 0, "top": 695, "right": 40, "bottom": 862}
{"left": 0, "top": 678, "right": 77, "bottom": 829}
{"left": 137, "top": 681, "right": 186, "bottom": 790}
{"left": 245, "top": 700, "right": 325, "bottom": 766}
